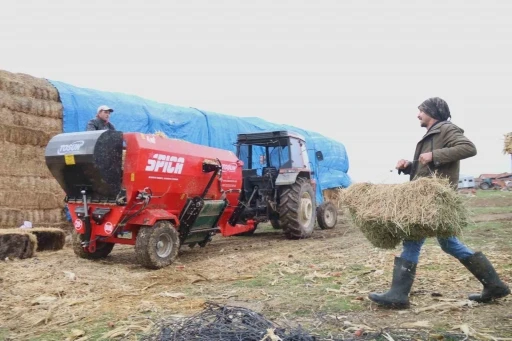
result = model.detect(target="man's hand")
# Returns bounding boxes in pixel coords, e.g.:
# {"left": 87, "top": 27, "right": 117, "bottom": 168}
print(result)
{"left": 396, "top": 159, "right": 411, "bottom": 170}
{"left": 418, "top": 152, "right": 433, "bottom": 165}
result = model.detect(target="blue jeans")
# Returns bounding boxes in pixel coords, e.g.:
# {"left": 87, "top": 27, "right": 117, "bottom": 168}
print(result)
{"left": 401, "top": 236, "right": 474, "bottom": 264}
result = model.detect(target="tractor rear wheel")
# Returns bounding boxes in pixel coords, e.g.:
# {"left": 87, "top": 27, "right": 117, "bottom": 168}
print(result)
{"left": 72, "top": 230, "right": 114, "bottom": 259}
{"left": 479, "top": 182, "right": 490, "bottom": 190}
{"left": 135, "top": 220, "right": 180, "bottom": 269}
{"left": 317, "top": 201, "right": 338, "bottom": 229}
{"left": 278, "top": 177, "right": 316, "bottom": 239}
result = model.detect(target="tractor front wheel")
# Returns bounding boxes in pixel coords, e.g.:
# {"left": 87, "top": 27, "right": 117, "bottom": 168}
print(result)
{"left": 270, "top": 219, "right": 281, "bottom": 229}
{"left": 135, "top": 221, "right": 180, "bottom": 269}
{"left": 278, "top": 177, "right": 316, "bottom": 239}
{"left": 317, "top": 201, "right": 338, "bottom": 229}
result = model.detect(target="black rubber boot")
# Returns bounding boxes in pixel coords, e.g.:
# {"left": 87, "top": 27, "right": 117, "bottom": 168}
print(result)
{"left": 368, "top": 256, "right": 417, "bottom": 309}
{"left": 459, "top": 251, "right": 510, "bottom": 303}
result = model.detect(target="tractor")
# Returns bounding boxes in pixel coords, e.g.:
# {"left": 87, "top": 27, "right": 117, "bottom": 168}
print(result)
{"left": 44, "top": 130, "right": 336, "bottom": 270}
{"left": 229, "top": 130, "right": 338, "bottom": 238}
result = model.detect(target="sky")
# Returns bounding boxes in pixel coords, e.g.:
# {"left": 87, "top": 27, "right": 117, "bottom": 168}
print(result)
{"left": 1, "top": 0, "right": 511, "bottom": 184}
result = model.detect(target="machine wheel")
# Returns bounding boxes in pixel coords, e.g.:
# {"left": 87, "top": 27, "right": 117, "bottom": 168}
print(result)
{"left": 270, "top": 219, "right": 281, "bottom": 229}
{"left": 278, "top": 177, "right": 316, "bottom": 239}
{"left": 479, "top": 182, "right": 490, "bottom": 190}
{"left": 317, "top": 201, "right": 338, "bottom": 229}
{"left": 72, "top": 230, "right": 115, "bottom": 260}
{"left": 135, "top": 221, "right": 180, "bottom": 269}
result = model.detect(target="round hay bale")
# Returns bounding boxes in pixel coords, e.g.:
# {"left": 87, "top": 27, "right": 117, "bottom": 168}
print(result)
{"left": 0, "top": 70, "right": 60, "bottom": 101}
{"left": 0, "top": 107, "right": 62, "bottom": 133}
{"left": 0, "top": 123, "right": 52, "bottom": 147}
{"left": 0, "top": 208, "right": 64, "bottom": 228}
{"left": 337, "top": 177, "right": 469, "bottom": 249}
{"left": 0, "top": 90, "right": 63, "bottom": 119}
{"left": 0, "top": 175, "right": 63, "bottom": 194}
{"left": 0, "top": 191, "right": 64, "bottom": 210}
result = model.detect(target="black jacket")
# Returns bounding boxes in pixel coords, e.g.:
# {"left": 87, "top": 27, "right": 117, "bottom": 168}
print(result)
{"left": 86, "top": 118, "right": 116, "bottom": 131}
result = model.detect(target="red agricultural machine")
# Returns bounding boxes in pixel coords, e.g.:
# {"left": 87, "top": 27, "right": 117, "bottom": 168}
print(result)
{"left": 45, "top": 130, "right": 336, "bottom": 269}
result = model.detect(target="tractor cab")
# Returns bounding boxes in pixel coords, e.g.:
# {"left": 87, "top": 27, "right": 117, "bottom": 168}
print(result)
{"left": 236, "top": 130, "right": 312, "bottom": 179}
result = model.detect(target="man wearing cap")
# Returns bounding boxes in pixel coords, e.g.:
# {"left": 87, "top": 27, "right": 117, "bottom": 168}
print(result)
{"left": 368, "top": 97, "right": 510, "bottom": 309}
{"left": 86, "top": 105, "right": 116, "bottom": 131}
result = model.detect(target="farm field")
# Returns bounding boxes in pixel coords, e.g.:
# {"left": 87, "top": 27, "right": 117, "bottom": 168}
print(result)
{"left": 1, "top": 190, "right": 511, "bottom": 340}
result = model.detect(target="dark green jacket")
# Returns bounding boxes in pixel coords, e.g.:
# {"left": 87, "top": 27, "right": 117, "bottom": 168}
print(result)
{"left": 402, "top": 121, "right": 477, "bottom": 188}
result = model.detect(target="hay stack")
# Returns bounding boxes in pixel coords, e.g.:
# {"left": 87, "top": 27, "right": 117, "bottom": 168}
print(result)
{"left": 336, "top": 177, "right": 469, "bottom": 249}
{"left": 504, "top": 132, "right": 512, "bottom": 154}
{"left": 0, "top": 69, "right": 66, "bottom": 230}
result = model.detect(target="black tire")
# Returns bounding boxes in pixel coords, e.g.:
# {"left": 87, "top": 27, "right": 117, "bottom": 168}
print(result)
{"left": 278, "top": 177, "right": 316, "bottom": 239}
{"left": 317, "top": 201, "right": 338, "bottom": 229}
{"left": 72, "top": 229, "right": 114, "bottom": 260}
{"left": 479, "top": 182, "right": 490, "bottom": 190}
{"left": 270, "top": 219, "right": 281, "bottom": 229}
{"left": 135, "top": 221, "right": 180, "bottom": 269}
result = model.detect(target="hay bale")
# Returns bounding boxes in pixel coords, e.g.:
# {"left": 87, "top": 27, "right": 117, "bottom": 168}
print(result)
{"left": 0, "top": 175, "right": 63, "bottom": 194}
{"left": 0, "top": 123, "right": 53, "bottom": 147}
{"left": 504, "top": 132, "right": 512, "bottom": 154}
{"left": 337, "top": 177, "right": 469, "bottom": 249}
{"left": 0, "top": 70, "right": 60, "bottom": 101}
{"left": 0, "top": 141, "right": 50, "bottom": 177}
{"left": 0, "top": 90, "right": 63, "bottom": 119}
{"left": 0, "top": 230, "right": 37, "bottom": 259}
{"left": 26, "top": 227, "right": 66, "bottom": 251}
{"left": 0, "top": 208, "right": 64, "bottom": 229}
{"left": 323, "top": 188, "right": 343, "bottom": 202}
{"left": 0, "top": 191, "right": 63, "bottom": 210}
{"left": 0, "top": 107, "right": 62, "bottom": 133}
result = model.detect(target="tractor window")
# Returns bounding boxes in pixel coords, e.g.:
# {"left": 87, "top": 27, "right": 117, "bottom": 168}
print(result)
{"left": 290, "top": 138, "right": 305, "bottom": 168}
{"left": 238, "top": 144, "right": 251, "bottom": 169}
{"left": 269, "top": 145, "right": 290, "bottom": 168}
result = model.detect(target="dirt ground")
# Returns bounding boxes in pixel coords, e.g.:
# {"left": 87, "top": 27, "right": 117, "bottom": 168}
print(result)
{"left": 0, "top": 191, "right": 511, "bottom": 341}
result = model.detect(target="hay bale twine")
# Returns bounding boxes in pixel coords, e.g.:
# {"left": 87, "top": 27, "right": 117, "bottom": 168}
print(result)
{"left": 337, "top": 177, "right": 469, "bottom": 249}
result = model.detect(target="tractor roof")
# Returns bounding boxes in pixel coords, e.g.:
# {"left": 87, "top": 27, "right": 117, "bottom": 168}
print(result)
{"left": 236, "top": 130, "right": 306, "bottom": 146}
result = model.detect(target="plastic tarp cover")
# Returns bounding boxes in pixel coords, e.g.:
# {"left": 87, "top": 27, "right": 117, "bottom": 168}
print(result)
{"left": 49, "top": 80, "right": 351, "bottom": 204}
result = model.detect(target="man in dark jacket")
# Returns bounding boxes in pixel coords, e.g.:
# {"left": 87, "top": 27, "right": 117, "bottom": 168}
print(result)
{"left": 368, "top": 97, "right": 510, "bottom": 309}
{"left": 86, "top": 105, "right": 116, "bottom": 131}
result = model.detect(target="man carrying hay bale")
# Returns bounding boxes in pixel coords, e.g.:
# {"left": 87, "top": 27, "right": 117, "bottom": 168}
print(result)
{"left": 368, "top": 97, "right": 510, "bottom": 309}
{"left": 86, "top": 105, "right": 116, "bottom": 131}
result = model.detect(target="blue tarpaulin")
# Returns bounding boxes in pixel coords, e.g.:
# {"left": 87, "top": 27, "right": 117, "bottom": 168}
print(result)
{"left": 49, "top": 80, "right": 351, "bottom": 203}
